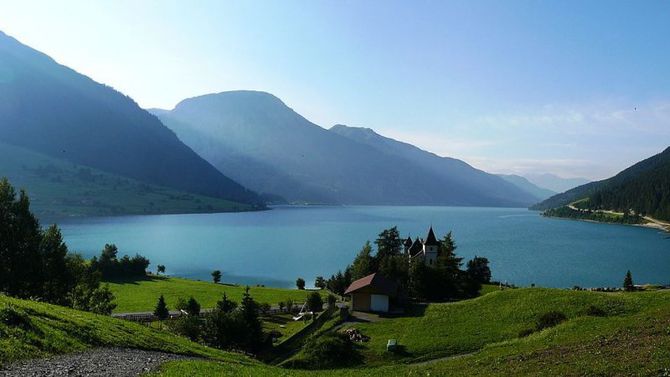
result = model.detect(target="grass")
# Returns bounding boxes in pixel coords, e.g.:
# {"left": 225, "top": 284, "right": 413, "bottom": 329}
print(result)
{"left": 151, "top": 288, "right": 670, "bottom": 376}
{"left": 6, "top": 286, "right": 670, "bottom": 376}
{"left": 106, "top": 276, "right": 329, "bottom": 313}
{"left": 262, "top": 313, "right": 308, "bottom": 343}
{"left": 0, "top": 294, "right": 255, "bottom": 368}
{"left": 0, "top": 141, "right": 253, "bottom": 217}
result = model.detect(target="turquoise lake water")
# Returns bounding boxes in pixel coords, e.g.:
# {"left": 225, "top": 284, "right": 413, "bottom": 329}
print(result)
{"left": 56, "top": 206, "right": 670, "bottom": 289}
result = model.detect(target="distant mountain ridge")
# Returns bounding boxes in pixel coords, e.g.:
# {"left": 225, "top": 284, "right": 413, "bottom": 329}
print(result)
{"left": 496, "top": 174, "right": 556, "bottom": 202}
{"left": 524, "top": 173, "right": 590, "bottom": 193}
{"left": 153, "top": 91, "right": 537, "bottom": 207}
{"left": 0, "top": 31, "right": 262, "bottom": 209}
{"left": 532, "top": 146, "right": 670, "bottom": 220}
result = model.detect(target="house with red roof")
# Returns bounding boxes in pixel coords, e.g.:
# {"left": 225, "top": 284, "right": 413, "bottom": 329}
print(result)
{"left": 344, "top": 273, "right": 398, "bottom": 313}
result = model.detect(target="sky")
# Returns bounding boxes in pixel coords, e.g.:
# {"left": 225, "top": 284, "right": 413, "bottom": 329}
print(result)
{"left": 1, "top": 0, "right": 669, "bottom": 180}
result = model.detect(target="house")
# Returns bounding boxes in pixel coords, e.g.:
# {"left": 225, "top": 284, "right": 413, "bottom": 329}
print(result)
{"left": 344, "top": 273, "right": 398, "bottom": 313}
{"left": 405, "top": 226, "right": 440, "bottom": 266}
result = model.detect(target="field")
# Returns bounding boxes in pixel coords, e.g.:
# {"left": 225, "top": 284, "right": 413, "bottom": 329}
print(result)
{"left": 0, "top": 141, "right": 253, "bottom": 217}
{"left": 0, "top": 294, "right": 252, "bottom": 368}
{"left": 106, "top": 276, "right": 328, "bottom": 313}
{"left": 5, "top": 286, "right": 670, "bottom": 376}
{"left": 151, "top": 288, "right": 670, "bottom": 376}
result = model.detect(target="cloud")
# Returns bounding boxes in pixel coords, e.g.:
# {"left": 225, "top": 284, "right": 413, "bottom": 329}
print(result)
{"left": 380, "top": 99, "right": 670, "bottom": 180}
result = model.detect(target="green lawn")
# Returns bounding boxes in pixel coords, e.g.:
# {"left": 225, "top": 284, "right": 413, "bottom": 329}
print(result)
{"left": 262, "top": 313, "right": 309, "bottom": 344}
{"left": 107, "top": 276, "right": 328, "bottom": 313}
{"left": 0, "top": 294, "right": 254, "bottom": 368}
{"left": 0, "top": 141, "right": 253, "bottom": 217}
{"left": 151, "top": 288, "right": 670, "bottom": 376}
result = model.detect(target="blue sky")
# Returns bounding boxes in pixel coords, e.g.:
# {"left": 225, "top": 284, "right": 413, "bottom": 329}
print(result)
{"left": 1, "top": 0, "right": 669, "bottom": 180}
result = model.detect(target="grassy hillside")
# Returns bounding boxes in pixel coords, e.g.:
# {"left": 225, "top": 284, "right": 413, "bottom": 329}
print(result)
{"left": 107, "top": 277, "right": 328, "bottom": 313}
{"left": 0, "top": 142, "right": 253, "bottom": 217}
{"left": 0, "top": 294, "right": 253, "bottom": 368}
{"left": 151, "top": 288, "right": 670, "bottom": 376}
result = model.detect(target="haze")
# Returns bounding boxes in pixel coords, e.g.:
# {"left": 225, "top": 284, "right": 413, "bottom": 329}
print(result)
{"left": 1, "top": 0, "right": 668, "bottom": 180}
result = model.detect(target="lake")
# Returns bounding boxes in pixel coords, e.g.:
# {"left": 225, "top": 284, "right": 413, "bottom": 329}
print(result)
{"left": 56, "top": 206, "right": 670, "bottom": 289}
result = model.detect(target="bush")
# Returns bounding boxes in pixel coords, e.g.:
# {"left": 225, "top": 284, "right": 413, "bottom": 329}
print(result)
{"left": 536, "top": 311, "right": 567, "bottom": 330}
{"left": 169, "top": 315, "right": 201, "bottom": 341}
{"left": 307, "top": 291, "right": 323, "bottom": 312}
{"left": 175, "top": 297, "right": 200, "bottom": 316}
{"left": 293, "top": 333, "right": 361, "bottom": 369}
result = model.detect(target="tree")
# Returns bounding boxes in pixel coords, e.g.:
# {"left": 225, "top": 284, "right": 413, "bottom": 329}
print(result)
{"left": 176, "top": 296, "right": 201, "bottom": 316}
{"left": 326, "top": 271, "right": 350, "bottom": 296}
{"left": 623, "top": 270, "right": 634, "bottom": 291}
{"left": 307, "top": 291, "right": 324, "bottom": 312}
{"left": 216, "top": 292, "right": 237, "bottom": 313}
{"left": 466, "top": 256, "right": 492, "bottom": 284}
{"left": 39, "top": 225, "right": 75, "bottom": 305}
{"left": 88, "top": 284, "right": 117, "bottom": 315}
{"left": 296, "top": 277, "right": 306, "bottom": 290}
{"left": 239, "top": 286, "right": 263, "bottom": 352}
{"left": 156, "top": 265, "right": 166, "bottom": 275}
{"left": 375, "top": 227, "right": 403, "bottom": 259}
{"left": 211, "top": 270, "right": 222, "bottom": 284}
{"left": 154, "top": 294, "right": 169, "bottom": 320}
{"left": 350, "top": 241, "right": 375, "bottom": 280}
{"left": 327, "top": 294, "right": 337, "bottom": 308}
{"left": 438, "top": 232, "right": 462, "bottom": 271}
{"left": 314, "top": 276, "right": 326, "bottom": 289}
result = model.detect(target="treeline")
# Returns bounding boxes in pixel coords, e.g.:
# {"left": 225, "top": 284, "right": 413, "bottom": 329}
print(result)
{"left": 533, "top": 146, "right": 670, "bottom": 221}
{"left": 325, "top": 227, "right": 491, "bottom": 302}
{"left": 543, "top": 206, "right": 643, "bottom": 225}
{"left": 0, "top": 178, "right": 150, "bottom": 314}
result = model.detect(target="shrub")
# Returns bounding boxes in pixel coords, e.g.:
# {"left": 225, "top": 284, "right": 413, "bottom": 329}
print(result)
{"left": 307, "top": 291, "right": 323, "bottom": 312}
{"left": 327, "top": 294, "right": 337, "bottom": 308}
{"left": 536, "top": 311, "right": 567, "bottom": 330}
{"left": 169, "top": 315, "right": 201, "bottom": 341}
{"left": 294, "top": 333, "right": 361, "bottom": 369}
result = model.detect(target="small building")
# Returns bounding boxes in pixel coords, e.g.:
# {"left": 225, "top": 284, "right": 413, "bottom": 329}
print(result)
{"left": 344, "top": 273, "right": 398, "bottom": 313}
{"left": 405, "top": 226, "right": 440, "bottom": 266}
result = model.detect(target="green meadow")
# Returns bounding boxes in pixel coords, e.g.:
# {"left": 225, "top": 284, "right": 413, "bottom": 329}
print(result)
{"left": 106, "top": 276, "right": 328, "bottom": 313}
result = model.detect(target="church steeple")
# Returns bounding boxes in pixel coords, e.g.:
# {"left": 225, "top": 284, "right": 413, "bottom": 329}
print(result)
{"left": 424, "top": 226, "right": 439, "bottom": 247}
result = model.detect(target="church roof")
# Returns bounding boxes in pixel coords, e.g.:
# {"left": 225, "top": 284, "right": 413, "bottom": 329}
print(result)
{"left": 409, "top": 237, "right": 423, "bottom": 255}
{"left": 404, "top": 236, "right": 413, "bottom": 248}
{"left": 424, "top": 226, "right": 439, "bottom": 246}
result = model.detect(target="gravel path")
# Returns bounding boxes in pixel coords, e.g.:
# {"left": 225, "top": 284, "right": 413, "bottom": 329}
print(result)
{"left": 0, "top": 348, "right": 191, "bottom": 377}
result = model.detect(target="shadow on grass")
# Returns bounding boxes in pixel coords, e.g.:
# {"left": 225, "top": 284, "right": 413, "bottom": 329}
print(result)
{"left": 103, "top": 275, "right": 167, "bottom": 285}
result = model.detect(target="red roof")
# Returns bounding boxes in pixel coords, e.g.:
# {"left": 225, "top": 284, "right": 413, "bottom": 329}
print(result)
{"left": 344, "top": 273, "right": 398, "bottom": 296}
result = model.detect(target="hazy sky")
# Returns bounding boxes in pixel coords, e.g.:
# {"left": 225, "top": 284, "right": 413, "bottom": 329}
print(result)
{"left": 1, "top": 0, "right": 669, "bottom": 180}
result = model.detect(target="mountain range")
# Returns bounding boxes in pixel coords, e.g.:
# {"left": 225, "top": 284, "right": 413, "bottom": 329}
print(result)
{"left": 524, "top": 173, "right": 590, "bottom": 194}
{"left": 496, "top": 174, "right": 556, "bottom": 201}
{"left": 152, "top": 91, "right": 538, "bottom": 207}
{"left": 0, "top": 30, "right": 263, "bottom": 214}
{"left": 532, "top": 146, "right": 670, "bottom": 221}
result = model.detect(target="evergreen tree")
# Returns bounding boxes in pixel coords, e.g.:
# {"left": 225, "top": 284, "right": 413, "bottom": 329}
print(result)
{"left": 314, "top": 276, "right": 326, "bottom": 289}
{"left": 239, "top": 286, "right": 263, "bottom": 352}
{"left": 466, "top": 256, "right": 492, "bottom": 284}
{"left": 623, "top": 270, "right": 635, "bottom": 291}
{"left": 212, "top": 270, "right": 222, "bottom": 284}
{"left": 350, "top": 241, "right": 375, "bottom": 280}
{"left": 216, "top": 292, "right": 237, "bottom": 313}
{"left": 374, "top": 226, "right": 403, "bottom": 261}
{"left": 40, "top": 225, "right": 75, "bottom": 305}
{"left": 154, "top": 294, "right": 170, "bottom": 320}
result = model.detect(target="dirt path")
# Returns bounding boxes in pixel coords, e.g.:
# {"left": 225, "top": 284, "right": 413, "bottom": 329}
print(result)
{"left": 0, "top": 348, "right": 191, "bottom": 377}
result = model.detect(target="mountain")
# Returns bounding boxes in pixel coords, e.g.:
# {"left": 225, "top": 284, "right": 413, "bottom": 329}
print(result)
{"left": 0, "top": 141, "right": 255, "bottom": 217}
{"left": 496, "top": 174, "right": 556, "bottom": 201}
{"left": 153, "top": 92, "right": 536, "bottom": 207}
{"left": 524, "top": 173, "right": 590, "bottom": 193}
{"left": 532, "top": 147, "right": 670, "bottom": 220}
{"left": 0, "top": 31, "right": 262, "bottom": 210}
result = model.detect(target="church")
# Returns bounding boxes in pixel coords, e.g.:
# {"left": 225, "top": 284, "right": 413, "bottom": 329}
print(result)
{"left": 404, "top": 226, "right": 440, "bottom": 266}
